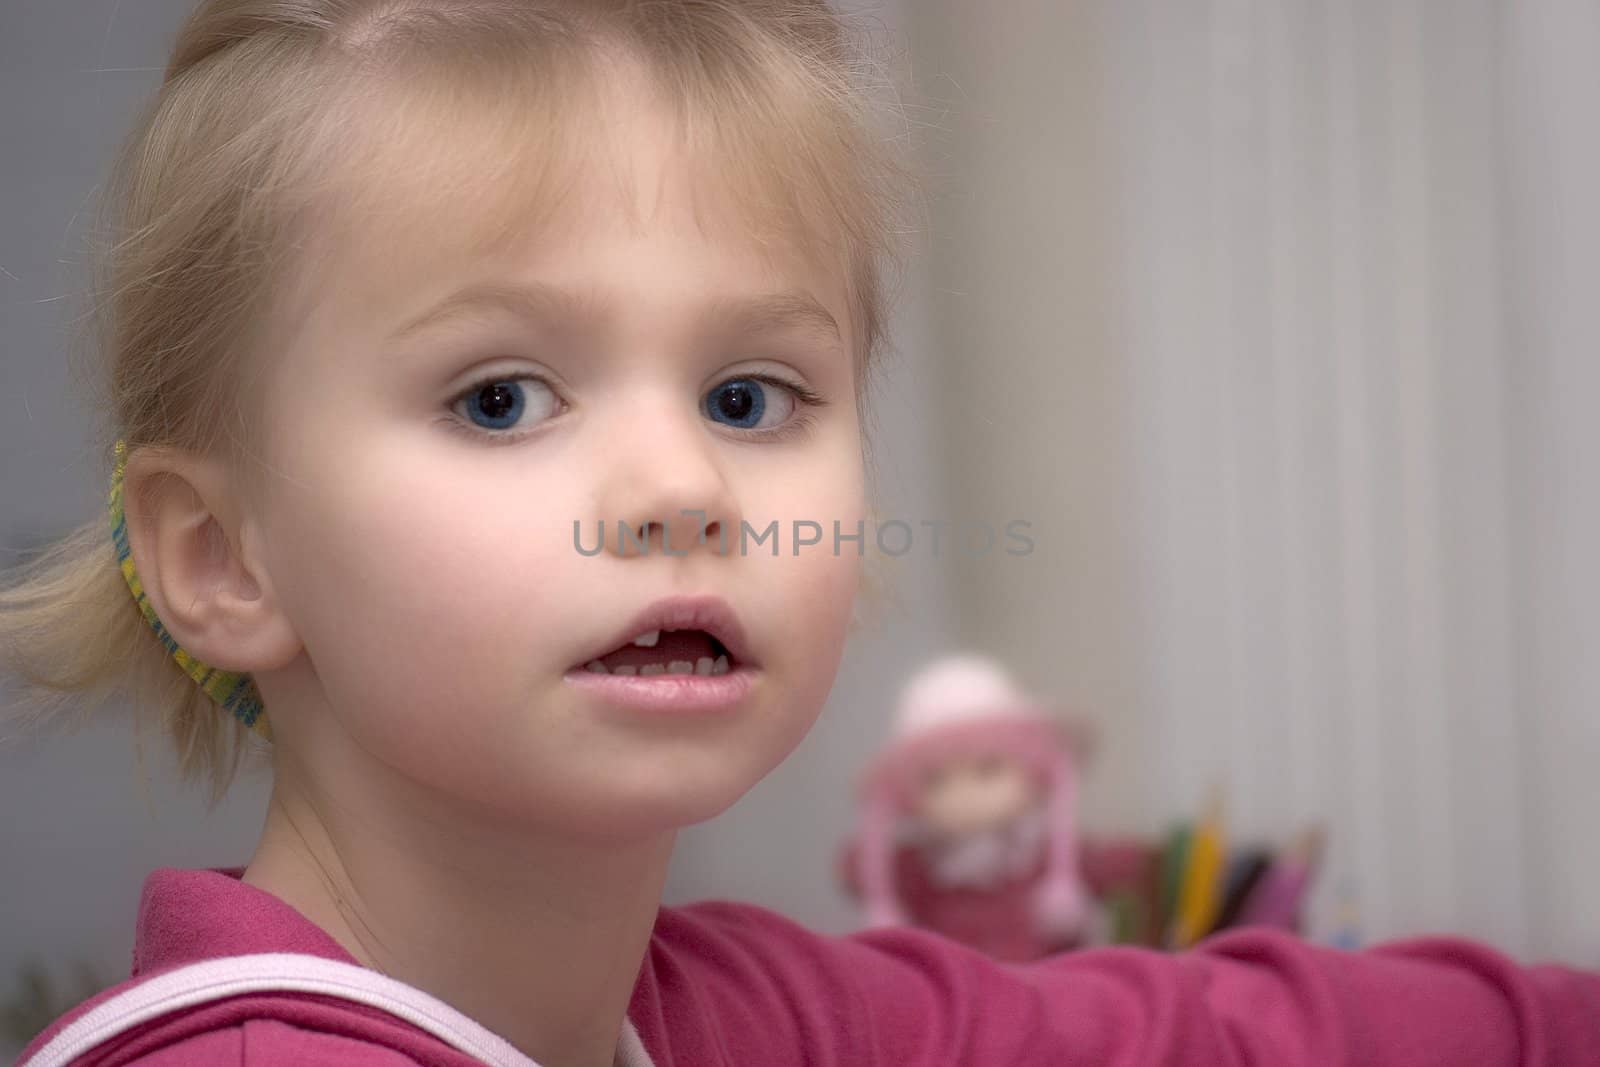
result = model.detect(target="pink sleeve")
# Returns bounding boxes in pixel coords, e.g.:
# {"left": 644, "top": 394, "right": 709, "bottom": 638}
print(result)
{"left": 655, "top": 902, "right": 1600, "bottom": 1065}
{"left": 117, "top": 1021, "right": 419, "bottom": 1066}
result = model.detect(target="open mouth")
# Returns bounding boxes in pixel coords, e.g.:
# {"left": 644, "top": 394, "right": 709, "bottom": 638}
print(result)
{"left": 576, "top": 628, "right": 735, "bottom": 677}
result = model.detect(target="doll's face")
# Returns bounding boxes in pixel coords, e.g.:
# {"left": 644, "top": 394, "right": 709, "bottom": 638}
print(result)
{"left": 238, "top": 57, "right": 865, "bottom": 838}
{"left": 915, "top": 755, "right": 1042, "bottom": 838}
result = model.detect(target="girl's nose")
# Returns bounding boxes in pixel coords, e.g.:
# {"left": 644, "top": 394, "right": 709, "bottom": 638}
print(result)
{"left": 590, "top": 393, "right": 742, "bottom": 560}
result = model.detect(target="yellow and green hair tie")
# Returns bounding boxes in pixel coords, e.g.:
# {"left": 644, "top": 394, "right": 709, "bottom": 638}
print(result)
{"left": 109, "top": 439, "right": 270, "bottom": 739}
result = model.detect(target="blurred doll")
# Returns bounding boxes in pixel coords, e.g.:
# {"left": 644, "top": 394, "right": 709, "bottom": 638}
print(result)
{"left": 838, "top": 653, "right": 1103, "bottom": 961}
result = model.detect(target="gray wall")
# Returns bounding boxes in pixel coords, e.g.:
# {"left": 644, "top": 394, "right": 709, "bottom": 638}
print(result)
{"left": 901, "top": 0, "right": 1146, "bottom": 834}
{"left": 0, "top": 0, "right": 945, "bottom": 1055}
{"left": 1, "top": 6, "right": 280, "bottom": 1057}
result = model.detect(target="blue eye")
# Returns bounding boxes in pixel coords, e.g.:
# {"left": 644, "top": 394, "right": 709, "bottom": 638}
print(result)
{"left": 449, "top": 371, "right": 825, "bottom": 444}
{"left": 454, "top": 376, "right": 561, "bottom": 434}
{"left": 704, "top": 377, "right": 795, "bottom": 431}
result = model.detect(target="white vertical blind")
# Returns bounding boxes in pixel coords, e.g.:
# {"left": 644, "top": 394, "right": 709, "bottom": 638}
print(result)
{"left": 1499, "top": 0, "right": 1600, "bottom": 963}
{"left": 1093, "top": 0, "right": 1600, "bottom": 955}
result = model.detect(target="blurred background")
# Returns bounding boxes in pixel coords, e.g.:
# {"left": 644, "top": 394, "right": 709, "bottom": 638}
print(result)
{"left": 3, "top": 0, "right": 1598, "bottom": 1054}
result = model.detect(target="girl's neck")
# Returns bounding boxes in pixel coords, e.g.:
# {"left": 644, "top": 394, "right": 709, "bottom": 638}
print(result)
{"left": 241, "top": 774, "right": 674, "bottom": 1067}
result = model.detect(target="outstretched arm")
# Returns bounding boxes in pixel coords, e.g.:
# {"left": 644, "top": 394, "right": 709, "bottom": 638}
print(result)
{"left": 655, "top": 900, "right": 1600, "bottom": 1065}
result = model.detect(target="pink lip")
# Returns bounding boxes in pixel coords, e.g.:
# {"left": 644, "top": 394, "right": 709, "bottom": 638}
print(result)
{"left": 563, "top": 594, "right": 759, "bottom": 716}
{"left": 562, "top": 662, "right": 759, "bottom": 716}
{"left": 571, "top": 594, "right": 756, "bottom": 671}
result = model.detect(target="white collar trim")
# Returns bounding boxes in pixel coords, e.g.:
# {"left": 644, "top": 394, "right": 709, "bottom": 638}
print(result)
{"left": 18, "top": 952, "right": 655, "bottom": 1067}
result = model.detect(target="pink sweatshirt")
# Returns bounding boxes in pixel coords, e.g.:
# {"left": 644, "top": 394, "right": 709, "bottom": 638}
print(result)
{"left": 17, "top": 866, "right": 1600, "bottom": 1065}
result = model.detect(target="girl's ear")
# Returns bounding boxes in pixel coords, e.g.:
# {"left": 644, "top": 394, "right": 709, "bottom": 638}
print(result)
{"left": 121, "top": 446, "right": 302, "bottom": 676}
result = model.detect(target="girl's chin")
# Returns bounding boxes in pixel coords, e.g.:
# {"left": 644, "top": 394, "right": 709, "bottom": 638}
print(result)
{"left": 466, "top": 739, "right": 779, "bottom": 837}
{"left": 521, "top": 780, "right": 759, "bottom": 840}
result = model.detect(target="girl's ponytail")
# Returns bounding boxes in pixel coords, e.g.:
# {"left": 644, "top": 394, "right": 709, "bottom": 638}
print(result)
{"left": 0, "top": 517, "right": 256, "bottom": 807}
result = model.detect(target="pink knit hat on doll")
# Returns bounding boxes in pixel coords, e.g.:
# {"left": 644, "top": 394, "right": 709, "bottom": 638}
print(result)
{"left": 855, "top": 652, "right": 1094, "bottom": 942}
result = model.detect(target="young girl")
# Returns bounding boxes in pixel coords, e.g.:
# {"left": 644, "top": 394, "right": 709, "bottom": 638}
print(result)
{"left": 3, "top": 2, "right": 1598, "bottom": 1064}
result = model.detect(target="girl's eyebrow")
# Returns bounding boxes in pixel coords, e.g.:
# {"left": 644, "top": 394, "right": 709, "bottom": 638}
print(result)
{"left": 387, "top": 281, "right": 604, "bottom": 342}
{"left": 702, "top": 291, "right": 843, "bottom": 350}
{"left": 387, "top": 280, "right": 842, "bottom": 350}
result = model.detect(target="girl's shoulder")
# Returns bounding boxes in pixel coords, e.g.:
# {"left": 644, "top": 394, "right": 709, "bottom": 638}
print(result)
{"left": 36, "top": 1019, "right": 424, "bottom": 1067}
{"left": 12, "top": 868, "right": 519, "bottom": 1067}
{"left": 13, "top": 962, "right": 489, "bottom": 1067}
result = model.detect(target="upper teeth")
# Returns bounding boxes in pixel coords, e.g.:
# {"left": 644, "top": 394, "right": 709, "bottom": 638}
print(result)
{"left": 631, "top": 630, "right": 661, "bottom": 647}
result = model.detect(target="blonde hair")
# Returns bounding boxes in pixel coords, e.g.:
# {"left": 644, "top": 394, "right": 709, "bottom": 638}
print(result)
{"left": 0, "top": 0, "right": 921, "bottom": 805}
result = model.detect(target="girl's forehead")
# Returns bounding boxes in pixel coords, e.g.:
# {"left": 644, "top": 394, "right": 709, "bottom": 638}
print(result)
{"left": 290, "top": 87, "right": 848, "bottom": 339}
